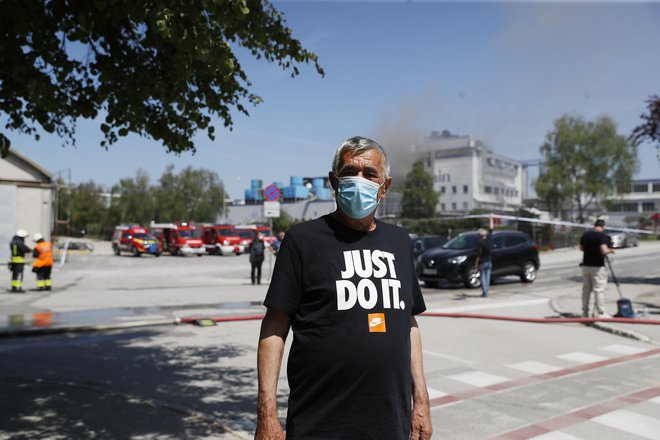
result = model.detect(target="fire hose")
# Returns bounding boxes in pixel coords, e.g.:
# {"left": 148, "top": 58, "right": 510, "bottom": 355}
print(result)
{"left": 175, "top": 313, "right": 660, "bottom": 326}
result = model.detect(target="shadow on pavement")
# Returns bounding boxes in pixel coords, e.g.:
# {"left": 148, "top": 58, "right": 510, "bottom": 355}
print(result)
{"left": 0, "top": 328, "right": 267, "bottom": 438}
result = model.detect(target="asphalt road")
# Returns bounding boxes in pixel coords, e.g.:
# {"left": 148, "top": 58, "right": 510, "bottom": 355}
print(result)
{"left": 1, "top": 240, "right": 659, "bottom": 439}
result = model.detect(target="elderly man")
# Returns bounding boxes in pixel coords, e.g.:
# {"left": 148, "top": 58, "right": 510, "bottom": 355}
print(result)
{"left": 255, "top": 137, "right": 432, "bottom": 439}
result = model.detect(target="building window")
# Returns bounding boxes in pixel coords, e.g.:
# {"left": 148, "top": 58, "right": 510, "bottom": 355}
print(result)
{"left": 653, "top": 183, "right": 660, "bottom": 192}
{"left": 463, "top": 185, "right": 468, "bottom": 193}
{"left": 451, "top": 202, "right": 457, "bottom": 211}
{"left": 463, "top": 202, "right": 468, "bottom": 210}
{"left": 611, "top": 203, "right": 623, "bottom": 212}
{"left": 452, "top": 186, "right": 457, "bottom": 194}
{"left": 485, "top": 186, "right": 492, "bottom": 194}
{"left": 623, "top": 203, "right": 638, "bottom": 212}
{"left": 642, "top": 202, "right": 655, "bottom": 212}
{"left": 440, "top": 203, "right": 445, "bottom": 211}
{"left": 632, "top": 183, "right": 648, "bottom": 193}
{"left": 494, "top": 188, "right": 499, "bottom": 195}
{"left": 440, "top": 186, "right": 446, "bottom": 194}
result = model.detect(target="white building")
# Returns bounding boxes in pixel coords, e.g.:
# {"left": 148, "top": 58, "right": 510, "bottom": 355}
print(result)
{"left": 607, "top": 179, "right": 660, "bottom": 226}
{"left": 0, "top": 149, "right": 53, "bottom": 262}
{"left": 415, "top": 131, "right": 525, "bottom": 213}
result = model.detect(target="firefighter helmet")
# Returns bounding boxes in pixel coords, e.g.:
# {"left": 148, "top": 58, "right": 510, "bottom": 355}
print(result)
{"left": 33, "top": 233, "right": 44, "bottom": 242}
{"left": 16, "top": 229, "right": 28, "bottom": 238}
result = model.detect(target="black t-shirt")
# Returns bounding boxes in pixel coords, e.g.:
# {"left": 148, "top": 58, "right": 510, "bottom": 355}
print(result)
{"left": 264, "top": 214, "right": 426, "bottom": 439}
{"left": 249, "top": 240, "right": 265, "bottom": 262}
{"left": 580, "top": 230, "right": 610, "bottom": 267}
{"left": 477, "top": 233, "right": 492, "bottom": 263}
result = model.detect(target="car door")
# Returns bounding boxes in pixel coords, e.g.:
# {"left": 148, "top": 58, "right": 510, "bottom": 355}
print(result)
{"left": 504, "top": 234, "right": 529, "bottom": 275}
{"left": 490, "top": 234, "right": 507, "bottom": 276}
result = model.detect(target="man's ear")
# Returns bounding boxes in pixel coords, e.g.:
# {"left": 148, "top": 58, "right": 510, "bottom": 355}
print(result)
{"left": 381, "top": 176, "right": 393, "bottom": 198}
{"left": 328, "top": 171, "right": 339, "bottom": 191}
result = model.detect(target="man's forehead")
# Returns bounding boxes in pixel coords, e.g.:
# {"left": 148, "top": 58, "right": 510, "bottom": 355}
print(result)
{"left": 339, "top": 149, "right": 385, "bottom": 170}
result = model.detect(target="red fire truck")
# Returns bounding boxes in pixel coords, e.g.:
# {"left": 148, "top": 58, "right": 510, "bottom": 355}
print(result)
{"left": 149, "top": 222, "right": 205, "bottom": 256}
{"left": 112, "top": 226, "right": 162, "bottom": 257}
{"left": 233, "top": 225, "right": 276, "bottom": 246}
{"left": 200, "top": 225, "right": 246, "bottom": 255}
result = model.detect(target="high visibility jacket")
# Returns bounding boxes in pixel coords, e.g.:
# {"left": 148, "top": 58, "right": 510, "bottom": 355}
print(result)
{"left": 10, "top": 236, "right": 30, "bottom": 264}
{"left": 33, "top": 241, "right": 53, "bottom": 268}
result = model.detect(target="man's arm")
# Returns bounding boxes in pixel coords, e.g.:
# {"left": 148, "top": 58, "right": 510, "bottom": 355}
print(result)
{"left": 410, "top": 316, "right": 432, "bottom": 440}
{"left": 255, "top": 308, "right": 291, "bottom": 440}
{"left": 600, "top": 244, "right": 614, "bottom": 256}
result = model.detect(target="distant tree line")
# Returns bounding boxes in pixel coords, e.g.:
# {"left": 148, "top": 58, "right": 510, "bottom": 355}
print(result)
{"left": 56, "top": 165, "right": 225, "bottom": 238}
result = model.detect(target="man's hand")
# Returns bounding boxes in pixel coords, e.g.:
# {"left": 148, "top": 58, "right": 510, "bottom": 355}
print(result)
{"left": 410, "top": 400, "right": 433, "bottom": 440}
{"left": 254, "top": 415, "right": 285, "bottom": 440}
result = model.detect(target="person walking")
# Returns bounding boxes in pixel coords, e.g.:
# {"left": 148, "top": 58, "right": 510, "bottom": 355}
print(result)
{"left": 249, "top": 232, "right": 267, "bottom": 285}
{"left": 270, "top": 231, "right": 285, "bottom": 256}
{"left": 9, "top": 229, "right": 31, "bottom": 292}
{"left": 255, "top": 136, "right": 432, "bottom": 440}
{"left": 32, "top": 233, "right": 53, "bottom": 291}
{"left": 474, "top": 215, "right": 495, "bottom": 297}
{"left": 579, "top": 219, "right": 615, "bottom": 317}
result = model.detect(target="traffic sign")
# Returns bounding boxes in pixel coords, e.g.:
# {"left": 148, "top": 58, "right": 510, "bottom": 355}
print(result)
{"left": 263, "top": 184, "right": 281, "bottom": 202}
{"left": 264, "top": 201, "right": 281, "bottom": 218}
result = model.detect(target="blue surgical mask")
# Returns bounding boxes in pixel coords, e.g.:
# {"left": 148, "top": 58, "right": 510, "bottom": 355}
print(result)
{"left": 336, "top": 176, "right": 383, "bottom": 219}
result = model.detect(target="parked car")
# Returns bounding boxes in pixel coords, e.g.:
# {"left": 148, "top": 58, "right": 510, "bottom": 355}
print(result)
{"left": 416, "top": 230, "right": 540, "bottom": 288}
{"left": 606, "top": 229, "right": 639, "bottom": 249}
{"left": 112, "top": 226, "right": 161, "bottom": 257}
{"left": 411, "top": 235, "right": 448, "bottom": 258}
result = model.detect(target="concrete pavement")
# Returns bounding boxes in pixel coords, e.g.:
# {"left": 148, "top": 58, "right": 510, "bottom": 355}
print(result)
{"left": 1, "top": 239, "right": 659, "bottom": 439}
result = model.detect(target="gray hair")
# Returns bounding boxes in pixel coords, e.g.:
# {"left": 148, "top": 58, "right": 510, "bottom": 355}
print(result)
{"left": 332, "top": 136, "right": 390, "bottom": 178}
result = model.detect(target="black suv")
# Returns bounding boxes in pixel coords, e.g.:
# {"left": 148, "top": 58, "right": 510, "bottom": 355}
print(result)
{"left": 416, "top": 230, "right": 540, "bottom": 288}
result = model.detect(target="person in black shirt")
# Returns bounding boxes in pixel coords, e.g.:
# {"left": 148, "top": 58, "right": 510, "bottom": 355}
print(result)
{"left": 474, "top": 215, "right": 495, "bottom": 297}
{"left": 255, "top": 136, "right": 432, "bottom": 440}
{"left": 579, "top": 219, "right": 615, "bottom": 317}
{"left": 249, "top": 233, "right": 267, "bottom": 285}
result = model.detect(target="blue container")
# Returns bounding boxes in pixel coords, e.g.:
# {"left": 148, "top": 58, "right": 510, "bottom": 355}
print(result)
{"left": 274, "top": 182, "right": 285, "bottom": 190}
{"left": 312, "top": 178, "right": 325, "bottom": 188}
{"left": 315, "top": 188, "right": 334, "bottom": 200}
{"left": 290, "top": 176, "right": 304, "bottom": 186}
{"left": 245, "top": 188, "right": 264, "bottom": 202}
{"left": 251, "top": 179, "right": 263, "bottom": 189}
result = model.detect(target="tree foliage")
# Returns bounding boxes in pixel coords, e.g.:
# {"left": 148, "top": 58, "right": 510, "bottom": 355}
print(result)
{"left": 400, "top": 160, "right": 438, "bottom": 219}
{"left": 60, "top": 165, "right": 226, "bottom": 237}
{"left": 535, "top": 115, "right": 638, "bottom": 223}
{"left": 630, "top": 94, "right": 660, "bottom": 159}
{"left": 0, "top": 0, "right": 323, "bottom": 157}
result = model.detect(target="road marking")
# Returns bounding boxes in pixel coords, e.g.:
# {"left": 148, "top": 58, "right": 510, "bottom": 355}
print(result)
{"left": 427, "top": 298, "right": 549, "bottom": 313}
{"left": 448, "top": 371, "right": 509, "bottom": 388}
{"left": 506, "top": 361, "right": 562, "bottom": 375}
{"left": 429, "top": 348, "right": 660, "bottom": 410}
{"left": 529, "top": 432, "right": 583, "bottom": 440}
{"left": 427, "top": 387, "right": 448, "bottom": 400}
{"left": 423, "top": 349, "right": 476, "bottom": 365}
{"left": 490, "top": 386, "right": 660, "bottom": 440}
{"left": 592, "top": 410, "right": 660, "bottom": 439}
{"left": 599, "top": 344, "right": 649, "bottom": 355}
{"left": 556, "top": 352, "right": 608, "bottom": 364}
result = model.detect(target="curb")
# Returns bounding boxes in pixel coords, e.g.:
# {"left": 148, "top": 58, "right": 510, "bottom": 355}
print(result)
{"left": 549, "top": 297, "right": 655, "bottom": 344}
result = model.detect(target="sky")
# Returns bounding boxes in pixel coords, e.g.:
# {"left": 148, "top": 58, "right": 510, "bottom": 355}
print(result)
{"left": 9, "top": 0, "right": 660, "bottom": 199}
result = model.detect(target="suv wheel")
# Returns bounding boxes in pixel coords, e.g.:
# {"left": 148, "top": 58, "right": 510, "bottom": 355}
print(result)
{"left": 131, "top": 246, "right": 140, "bottom": 257}
{"left": 113, "top": 245, "right": 120, "bottom": 256}
{"left": 520, "top": 260, "right": 537, "bottom": 283}
{"left": 464, "top": 267, "right": 481, "bottom": 288}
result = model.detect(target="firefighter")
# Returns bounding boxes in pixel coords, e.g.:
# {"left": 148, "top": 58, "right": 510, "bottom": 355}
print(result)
{"left": 9, "top": 229, "right": 30, "bottom": 292}
{"left": 32, "top": 233, "right": 53, "bottom": 291}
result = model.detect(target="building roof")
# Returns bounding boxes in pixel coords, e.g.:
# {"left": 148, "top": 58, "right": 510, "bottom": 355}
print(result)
{"left": 0, "top": 148, "right": 53, "bottom": 186}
